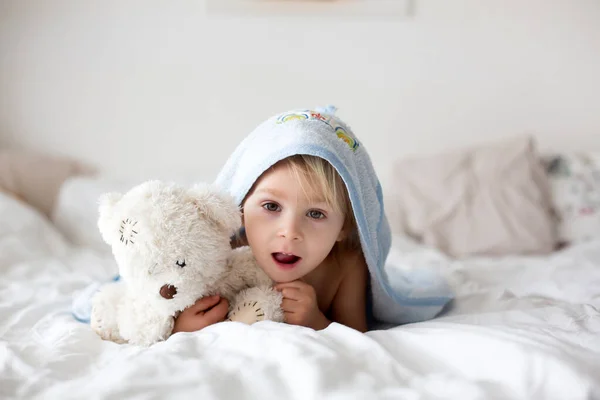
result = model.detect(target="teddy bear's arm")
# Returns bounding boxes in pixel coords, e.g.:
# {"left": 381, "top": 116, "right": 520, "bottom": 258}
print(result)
{"left": 117, "top": 298, "right": 175, "bottom": 346}
{"left": 90, "top": 281, "right": 127, "bottom": 344}
{"left": 223, "top": 247, "right": 284, "bottom": 325}
{"left": 227, "top": 246, "right": 273, "bottom": 288}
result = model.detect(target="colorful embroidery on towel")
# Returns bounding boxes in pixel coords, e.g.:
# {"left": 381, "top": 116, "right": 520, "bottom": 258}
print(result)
{"left": 276, "top": 110, "right": 360, "bottom": 152}
{"left": 335, "top": 126, "right": 359, "bottom": 152}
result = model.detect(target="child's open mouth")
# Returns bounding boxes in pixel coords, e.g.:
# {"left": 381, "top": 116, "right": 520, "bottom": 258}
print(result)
{"left": 272, "top": 252, "right": 301, "bottom": 269}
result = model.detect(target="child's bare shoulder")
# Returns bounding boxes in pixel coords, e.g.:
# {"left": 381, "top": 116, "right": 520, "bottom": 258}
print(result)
{"left": 325, "top": 249, "right": 367, "bottom": 301}
{"left": 328, "top": 248, "right": 368, "bottom": 331}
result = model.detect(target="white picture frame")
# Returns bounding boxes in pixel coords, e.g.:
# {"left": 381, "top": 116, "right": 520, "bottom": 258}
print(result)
{"left": 206, "top": 0, "right": 414, "bottom": 18}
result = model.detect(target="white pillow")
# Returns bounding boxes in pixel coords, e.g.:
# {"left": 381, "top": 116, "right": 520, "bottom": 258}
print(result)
{"left": 0, "top": 191, "right": 70, "bottom": 265}
{"left": 51, "top": 177, "right": 139, "bottom": 252}
{"left": 51, "top": 176, "right": 201, "bottom": 252}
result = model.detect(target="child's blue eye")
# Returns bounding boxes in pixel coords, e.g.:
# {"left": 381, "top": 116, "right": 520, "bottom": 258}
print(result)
{"left": 263, "top": 203, "right": 281, "bottom": 212}
{"left": 308, "top": 210, "right": 325, "bottom": 219}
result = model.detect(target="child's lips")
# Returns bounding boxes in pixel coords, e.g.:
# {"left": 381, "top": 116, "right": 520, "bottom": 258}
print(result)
{"left": 272, "top": 252, "right": 301, "bottom": 269}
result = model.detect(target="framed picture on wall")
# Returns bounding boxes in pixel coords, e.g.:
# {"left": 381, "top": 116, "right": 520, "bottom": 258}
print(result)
{"left": 206, "top": 0, "right": 413, "bottom": 17}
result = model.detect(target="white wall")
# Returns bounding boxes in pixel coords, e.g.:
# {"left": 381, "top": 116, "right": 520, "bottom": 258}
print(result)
{"left": 1, "top": 0, "right": 599, "bottom": 189}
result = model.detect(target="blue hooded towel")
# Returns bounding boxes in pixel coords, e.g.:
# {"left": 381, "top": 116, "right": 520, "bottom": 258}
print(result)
{"left": 215, "top": 106, "right": 454, "bottom": 326}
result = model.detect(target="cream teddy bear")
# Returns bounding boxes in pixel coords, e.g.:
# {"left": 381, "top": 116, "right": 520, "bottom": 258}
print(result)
{"left": 90, "top": 180, "right": 283, "bottom": 346}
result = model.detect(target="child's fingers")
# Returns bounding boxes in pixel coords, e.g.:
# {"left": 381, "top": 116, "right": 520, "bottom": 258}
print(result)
{"left": 283, "top": 311, "right": 295, "bottom": 323}
{"left": 189, "top": 295, "right": 221, "bottom": 314}
{"left": 203, "top": 298, "right": 230, "bottom": 324}
{"left": 279, "top": 287, "right": 302, "bottom": 300}
{"left": 281, "top": 298, "right": 299, "bottom": 312}
{"left": 274, "top": 281, "right": 307, "bottom": 291}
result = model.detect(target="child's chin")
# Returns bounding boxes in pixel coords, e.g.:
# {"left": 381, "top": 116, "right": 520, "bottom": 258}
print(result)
{"left": 268, "top": 269, "right": 301, "bottom": 284}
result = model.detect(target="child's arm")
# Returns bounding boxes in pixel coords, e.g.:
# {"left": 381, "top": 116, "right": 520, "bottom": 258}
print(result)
{"left": 173, "top": 295, "right": 229, "bottom": 333}
{"left": 329, "top": 251, "right": 368, "bottom": 333}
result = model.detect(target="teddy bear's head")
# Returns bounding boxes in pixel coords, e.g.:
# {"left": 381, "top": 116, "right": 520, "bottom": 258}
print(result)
{"left": 97, "top": 180, "right": 240, "bottom": 315}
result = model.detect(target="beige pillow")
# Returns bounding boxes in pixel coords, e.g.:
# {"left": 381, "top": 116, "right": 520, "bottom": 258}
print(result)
{"left": 0, "top": 149, "right": 94, "bottom": 217}
{"left": 385, "top": 136, "right": 558, "bottom": 258}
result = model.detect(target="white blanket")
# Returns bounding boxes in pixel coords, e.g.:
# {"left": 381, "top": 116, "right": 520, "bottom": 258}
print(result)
{"left": 1, "top": 191, "right": 600, "bottom": 400}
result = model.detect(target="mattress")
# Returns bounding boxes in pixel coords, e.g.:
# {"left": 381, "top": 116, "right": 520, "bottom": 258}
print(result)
{"left": 1, "top": 187, "right": 599, "bottom": 400}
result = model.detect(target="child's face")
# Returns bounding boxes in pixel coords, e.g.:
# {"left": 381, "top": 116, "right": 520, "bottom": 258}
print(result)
{"left": 242, "top": 164, "right": 346, "bottom": 283}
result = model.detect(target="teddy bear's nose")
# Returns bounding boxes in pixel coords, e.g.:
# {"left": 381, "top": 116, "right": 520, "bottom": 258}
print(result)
{"left": 159, "top": 284, "right": 177, "bottom": 299}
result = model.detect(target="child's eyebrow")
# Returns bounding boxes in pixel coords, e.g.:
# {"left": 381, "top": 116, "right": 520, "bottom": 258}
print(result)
{"left": 256, "top": 187, "right": 329, "bottom": 206}
{"left": 255, "top": 188, "right": 286, "bottom": 198}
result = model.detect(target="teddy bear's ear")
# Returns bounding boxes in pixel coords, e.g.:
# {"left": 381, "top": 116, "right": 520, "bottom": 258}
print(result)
{"left": 97, "top": 192, "right": 123, "bottom": 245}
{"left": 189, "top": 184, "right": 241, "bottom": 236}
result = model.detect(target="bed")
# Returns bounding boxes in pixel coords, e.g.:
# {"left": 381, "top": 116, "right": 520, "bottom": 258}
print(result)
{"left": 1, "top": 173, "right": 599, "bottom": 400}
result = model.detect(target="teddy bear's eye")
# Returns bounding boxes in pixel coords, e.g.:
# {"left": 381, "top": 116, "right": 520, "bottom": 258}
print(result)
{"left": 175, "top": 259, "right": 186, "bottom": 268}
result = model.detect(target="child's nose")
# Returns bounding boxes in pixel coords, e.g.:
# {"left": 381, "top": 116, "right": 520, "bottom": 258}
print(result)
{"left": 278, "top": 215, "right": 302, "bottom": 241}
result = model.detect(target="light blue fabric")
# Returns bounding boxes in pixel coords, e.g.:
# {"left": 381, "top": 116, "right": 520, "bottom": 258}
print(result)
{"left": 71, "top": 275, "right": 120, "bottom": 324}
{"left": 214, "top": 106, "right": 454, "bottom": 325}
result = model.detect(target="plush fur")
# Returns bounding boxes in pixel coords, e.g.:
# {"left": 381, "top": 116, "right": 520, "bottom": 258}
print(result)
{"left": 90, "top": 180, "right": 283, "bottom": 346}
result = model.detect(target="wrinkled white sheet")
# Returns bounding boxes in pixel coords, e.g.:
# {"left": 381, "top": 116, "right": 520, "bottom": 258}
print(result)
{"left": 1, "top": 191, "right": 600, "bottom": 400}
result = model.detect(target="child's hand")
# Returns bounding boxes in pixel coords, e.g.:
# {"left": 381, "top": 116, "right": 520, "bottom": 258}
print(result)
{"left": 274, "top": 281, "right": 331, "bottom": 330}
{"left": 173, "top": 295, "right": 229, "bottom": 333}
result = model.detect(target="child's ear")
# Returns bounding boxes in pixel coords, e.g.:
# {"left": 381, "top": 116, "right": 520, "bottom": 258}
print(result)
{"left": 189, "top": 184, "right": 241, "bottom": 236}
{"left": 97, "top": 192, "right": 124, "bottom": 245}
{"left": 336, "top": 228, "right": 347, "bottom": 242}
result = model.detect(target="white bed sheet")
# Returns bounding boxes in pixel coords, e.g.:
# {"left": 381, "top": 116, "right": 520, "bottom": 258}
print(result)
{"left": 1, "top": 189, "right": 600, "bottom": 400}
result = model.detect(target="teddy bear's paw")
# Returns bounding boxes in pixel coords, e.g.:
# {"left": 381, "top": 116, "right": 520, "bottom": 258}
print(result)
{"left": 89, "top": 281, "right": 126, "bottom": 343}
{"left": 227, "top": 286, "right": 284, "bottom": 324}
{"left": 227, "top": 301, "right": 266, "bottom": 325}
{"left": 91, "top": 316, "right": 126, "bottom": 344}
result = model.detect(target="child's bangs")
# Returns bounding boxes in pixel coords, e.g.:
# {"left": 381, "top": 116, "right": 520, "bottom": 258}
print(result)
{"left": 283, "top": 155, "right": 346, "bottom": 214}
